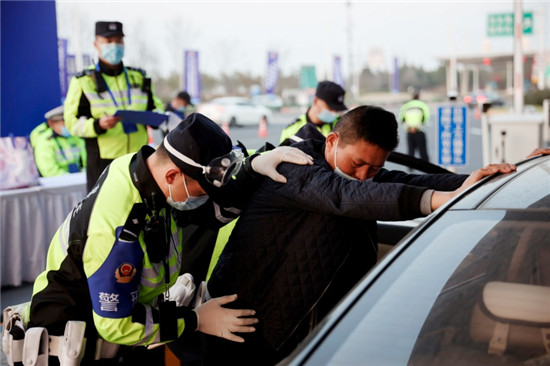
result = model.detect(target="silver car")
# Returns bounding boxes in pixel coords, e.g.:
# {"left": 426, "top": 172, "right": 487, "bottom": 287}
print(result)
{"left": 282, "top": 154, "right": 550, "bottom": 365}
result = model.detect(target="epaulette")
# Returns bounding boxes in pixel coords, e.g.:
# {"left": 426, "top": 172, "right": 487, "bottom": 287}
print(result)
{"left": 126, "top": 66, "right": 147, "bottom": 76}
{"left": 74, "top": 69, "right": 94, "bottom": 78}
{"left": 283, "top": 117, "right": 301, "bottom": 129}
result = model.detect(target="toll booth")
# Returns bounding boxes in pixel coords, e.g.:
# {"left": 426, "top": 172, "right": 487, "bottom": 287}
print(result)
{"left": 485, "top": 113, "right": 544, "bottom": 164}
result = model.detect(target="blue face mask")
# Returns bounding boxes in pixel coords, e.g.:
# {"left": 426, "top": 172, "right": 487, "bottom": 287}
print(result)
{"left": 166, "top": 174, "right": 209, "bottom": 211}
{"left": 59, "top": 126, "right": 71, "bottom": 138}
{"left": 100, "top": 43, "right": 124, "bottom": 65}
{"left": 177, "top": 106, "right": 186, "bottom": 113}
{"left": 318, "top": 108, "right": 339, "bottom": 124}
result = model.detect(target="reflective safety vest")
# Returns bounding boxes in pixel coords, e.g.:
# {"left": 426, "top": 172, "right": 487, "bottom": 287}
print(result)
{"left": 279, "top": 113, "right": 337, "bottom": 144}
{"left": 31, "top": 127, "right": 86, "bottom": 177}
{"left": 398, "top": 100, "right": 431, "bottom": 131}
{"left": 64, "top": 64, "right": 164, "bottom": 159}
{"left": 30, "top": 150, "right": 189, "bottom": 346}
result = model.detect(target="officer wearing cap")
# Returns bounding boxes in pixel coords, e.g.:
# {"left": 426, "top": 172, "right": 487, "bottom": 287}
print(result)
{"left": 63, "top": 20, "right": 164, "bottom": 192}
{"left": 27, "top": 113, "right": 312, "bottom": 364}
{"left": 161, "top": 90, "right": 195, "bottom": 136}
{"left": 279, "top": 80, "right": 347, "bottom": 146}
{"left": 30, "top": 105, "right": 86, "bottom": 177}
{"left": 166, "top": 91, "right": 194, "bottom": 120}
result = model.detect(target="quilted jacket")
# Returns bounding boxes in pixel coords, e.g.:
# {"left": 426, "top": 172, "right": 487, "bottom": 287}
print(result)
{"left": 207, "top": 139, "right": 467, "bottom": 351}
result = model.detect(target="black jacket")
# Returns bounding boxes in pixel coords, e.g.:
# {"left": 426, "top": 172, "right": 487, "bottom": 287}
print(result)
{"left": 208, "top": 139, "right": 466, "bottom": 352}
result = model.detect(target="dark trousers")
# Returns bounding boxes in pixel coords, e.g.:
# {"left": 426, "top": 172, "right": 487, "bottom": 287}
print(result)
{"left": 407, "top": 131, "right": 429, "bottom": 162}
{"left": 201, "top": 332, "right": 293, "bottom": 366}
{"left": 85, "top": 139, "right": 113, "bottom": 192}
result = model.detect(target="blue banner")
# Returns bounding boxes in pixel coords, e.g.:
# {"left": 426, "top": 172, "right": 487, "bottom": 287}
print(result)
{"left": 58, "top": 38, "right": 69, "bottom": 98}
{"left": 184, "top": 50, "right": 201, "bottom": 103}
{"left": 265, "top": 51, "right": 279, "bottom": 94}
{"left": 333, "top": 55, "right": 345, "bottom": 88}
{"left": 392, "top": 57, "right": 399, "bottom": 93}
{"left": 437, "top": 105, "right": 468, "bottom": 166}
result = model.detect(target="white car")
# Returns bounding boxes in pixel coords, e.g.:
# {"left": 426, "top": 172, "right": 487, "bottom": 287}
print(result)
{"left": 252, "top": 94, "right": 284, "bottom": 111}
{"left": 197, "top": 97, "right": 272, "bottom": 127}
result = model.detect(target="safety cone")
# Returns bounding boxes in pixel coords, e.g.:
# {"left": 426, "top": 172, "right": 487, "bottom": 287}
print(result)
{"left": 221, "top": 120, "right": 230, "bottom": 137}
{"left": 147, "top": 126, "right": 156, "bottom": 147}
{"left": 258, "top": 116, "right": 268, "bottom": 138}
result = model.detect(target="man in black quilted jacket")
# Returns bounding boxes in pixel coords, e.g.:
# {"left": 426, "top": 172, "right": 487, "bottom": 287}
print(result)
{"left": 204, "top": 105, "right": 517, "bottom": 365}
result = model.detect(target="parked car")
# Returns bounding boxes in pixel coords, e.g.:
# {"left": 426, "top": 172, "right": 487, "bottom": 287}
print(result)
{"left": 282, "top": 154, "right": 550, "bottom": 365}
{"left": 463, "top": 91, "right": 505, "bottom": 108}
{"left": 197, "top": 97, "right": 272, "bottom": 127}
{"left": 252, "top": 94, "right": 284, "bottom": 111}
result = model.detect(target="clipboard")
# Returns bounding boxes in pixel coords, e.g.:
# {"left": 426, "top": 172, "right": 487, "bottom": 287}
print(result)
{"left": 114, "top": 110, "right": 168, "bottom": 134}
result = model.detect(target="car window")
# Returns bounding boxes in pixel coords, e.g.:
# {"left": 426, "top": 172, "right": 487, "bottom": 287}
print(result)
{"left": 479, "top": 158, "right": 550, "bottom": 209}
{"left": 305, "top": 210, "right": 550, "bottom": 365}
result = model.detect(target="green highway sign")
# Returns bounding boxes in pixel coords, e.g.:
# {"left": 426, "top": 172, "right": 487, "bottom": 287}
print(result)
{"left": 487, "top": 12, "right": 533, "bottom": 36}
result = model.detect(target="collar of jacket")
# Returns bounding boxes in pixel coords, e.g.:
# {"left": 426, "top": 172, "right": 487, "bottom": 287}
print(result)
{"left": 131, "top": 145, "right": 168, "bottom": 212}
{"left": 98, "top": 59, "right": 124, "bottom": 76}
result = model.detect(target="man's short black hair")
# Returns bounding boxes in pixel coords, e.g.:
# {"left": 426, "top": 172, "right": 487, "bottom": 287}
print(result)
{"left": 333, "top": 105, "right": 399, "bottom": 152}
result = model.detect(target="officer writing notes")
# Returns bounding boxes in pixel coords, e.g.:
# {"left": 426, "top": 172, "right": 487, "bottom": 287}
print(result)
{"left": 64, "top": 21, "right": 164, "bottom": 192}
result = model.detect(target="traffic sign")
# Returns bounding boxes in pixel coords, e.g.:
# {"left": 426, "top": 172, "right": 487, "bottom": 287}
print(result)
{"left": 487, "top": 12, "right": 533, "bottom": 36}
{"left": 437, "top": 105, "right": 467, "bottom": 166}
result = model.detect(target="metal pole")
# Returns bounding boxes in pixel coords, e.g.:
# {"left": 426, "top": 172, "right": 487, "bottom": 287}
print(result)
{"left": 481, "top": 103, "right": 491, "bottom": 166}
{"left": 346, "top": 1, "right": 355, "bottom": 100}
{"left": 513, "top": 0, "right": 524, "bottom": 113}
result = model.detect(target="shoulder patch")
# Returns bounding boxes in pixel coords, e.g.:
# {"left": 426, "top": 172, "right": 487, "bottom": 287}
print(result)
{"left": 284, "top": 118, "right": 302, "bottom": 129}
{"left": 126, "top": 66, "right": 147, "bottom": 76}
{"left": 74, "top": 69, "right": 94, "bottom": 78}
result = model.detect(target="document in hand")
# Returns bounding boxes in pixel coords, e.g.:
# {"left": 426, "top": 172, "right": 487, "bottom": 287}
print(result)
{"left": 114, "top": 110, "right": 168, "bottom": 133}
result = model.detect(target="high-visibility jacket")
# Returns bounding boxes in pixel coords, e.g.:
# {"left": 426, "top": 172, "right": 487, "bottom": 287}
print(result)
{"left": 279, "top": 110, "right": 337, "bottom": 144}
{"left": 29, "top": 146, "right": 197, "bottom": 346}
{"left": 64, "top": 62, "right": 164, "bottom": 160}
{"left": 29, "top": 122, "right": 50, "bottom": 148}
{"left": 398, "top": 99, "right": 431, "bottom": 131}
{"left": 31, "top": 126, "right": 86, "bottom": 177}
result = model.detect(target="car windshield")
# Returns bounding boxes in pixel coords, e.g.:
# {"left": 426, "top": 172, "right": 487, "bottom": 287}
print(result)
{"left": 305, "top": 210, "right": 550, "bottom": 365}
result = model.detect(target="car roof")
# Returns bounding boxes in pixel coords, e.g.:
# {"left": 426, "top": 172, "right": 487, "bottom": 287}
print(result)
{"left": 451, "top": 154, "right": 550, "bottom": 210}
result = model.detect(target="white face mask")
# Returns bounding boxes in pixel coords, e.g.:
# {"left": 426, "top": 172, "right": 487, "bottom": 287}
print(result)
{"left": 167, "top": 174, "right": 209, "bottom": 211}
{"left": 333, "top": 137, "right": 358, "bottom": 181}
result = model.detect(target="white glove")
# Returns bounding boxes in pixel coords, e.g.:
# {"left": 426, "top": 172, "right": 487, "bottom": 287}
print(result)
{"left": 168, "top": 273, "right": 196, "bottom": 307}
{"left": 251, "top": 146, "right": 313, "bottom": 183}
{"left": 193, "top": 294, "right": 258, "bottom": 343}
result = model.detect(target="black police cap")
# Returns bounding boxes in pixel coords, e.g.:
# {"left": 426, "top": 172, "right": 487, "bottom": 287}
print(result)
{"left": 315, "top": 81, "right": 347, "bottom": 111}
{"left": 95, "top": 21, "right": 124, "bottom": 37}
{"left": 164, "top": 113, "right": 232, "bottom": 190}
{"left": 176, "top": 91, "right": 193, "bottom": 106}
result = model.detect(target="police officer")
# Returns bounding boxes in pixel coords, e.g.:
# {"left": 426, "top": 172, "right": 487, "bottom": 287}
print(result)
{"left": 166, "top": 91, "right": 193, "bottom": 120}
{"left": 27, "top": 113, "right": 312, "bottom": 365}
{"left": 64, "top": 21, "right": 164, "bottom": 192}
{"left": 161, "top": 91, "right": 194, "bottom": 136}
{"left": 279, "top": 81, "right": 347, "bottom": 146}
{"left": 31, "top": 105, "right": 86, "bottom": 177}
{"left": 398, "top": 89, "right": 431, "bottom": 162}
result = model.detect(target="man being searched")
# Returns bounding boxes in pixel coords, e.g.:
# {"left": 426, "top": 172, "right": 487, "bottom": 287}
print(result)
{"left": 399, "top": 89, "right": 431, "bottom": 161}
{"left": 64, "top": 21, "right": 164, "bottom": 192}
{"left": 279, "top": 80, "right": 347, "bottom": 146}
{"left": 26, "top": 113, "right": 313, "bottom": 365}
{"left": 205, "top": 105, "right": 519, "bottom": 365}
{"left": 30, "top": 105, "right": 86, "bottom": 177}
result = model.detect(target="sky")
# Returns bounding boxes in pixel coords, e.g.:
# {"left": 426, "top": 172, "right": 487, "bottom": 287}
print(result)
{"left": 55, "top": 0, "right": 550, "bottom": 79}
